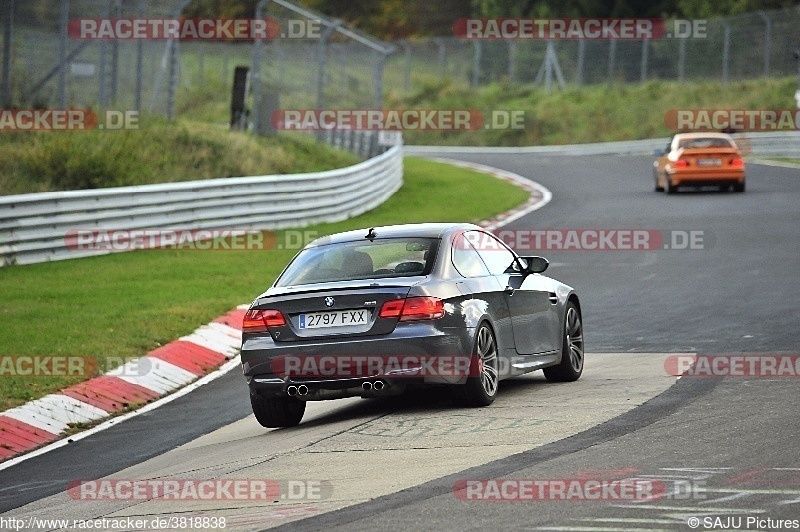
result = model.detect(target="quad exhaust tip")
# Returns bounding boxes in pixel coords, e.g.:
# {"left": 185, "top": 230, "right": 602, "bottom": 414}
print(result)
{"left": 291, "top": 381, "right": 386, "bottom": 396}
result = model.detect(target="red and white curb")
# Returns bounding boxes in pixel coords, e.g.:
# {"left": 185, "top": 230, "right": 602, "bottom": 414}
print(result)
{"left": 0, "top": 306, "right": 248, "bottom": 465}
{"left": 426, "top": 157, "right": 552, "bottom": 229}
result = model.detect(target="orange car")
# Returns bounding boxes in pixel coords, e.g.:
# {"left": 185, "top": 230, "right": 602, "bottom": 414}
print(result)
{"left": 653, "top": 132, "right": 745, "bottom": 193}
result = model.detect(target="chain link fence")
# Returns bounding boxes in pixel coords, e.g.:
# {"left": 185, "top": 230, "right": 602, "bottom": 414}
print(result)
{"left": 1, "top": 0, "right": 194, "bottom": 117}
{"left": 384, "top": 8, "right": 800, "bottom": 91}
{"left": 1, "top": 0, "right": 397, "bottom": 156}
{"left": 247, "top": 0, "right": 395, "bottom": 155}
{"left": 2, "top": 3, "right": 800, "bottom": 125}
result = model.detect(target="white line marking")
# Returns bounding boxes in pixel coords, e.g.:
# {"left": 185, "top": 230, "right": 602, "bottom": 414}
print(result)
{"left": 425, "top": 157, "right": 552, "bottom": 229}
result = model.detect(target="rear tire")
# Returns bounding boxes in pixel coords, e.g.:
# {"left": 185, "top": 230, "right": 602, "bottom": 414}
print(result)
{"left": 455, "top": 324, "right": 499, "bottom": 407}
{"left": 544, "top": 303, "right": 584, "bottom": 383}
{"left": 665, "top": 176, "right": 676, "bottom": 194}
{"left": 733, "top": 180, "right": 745, "bottom": 193}
{"left": 250, "top": 392, "right": 306, "bottom": 428}
{"left": 654, "top": 170, "right": 664, "bottom": 192}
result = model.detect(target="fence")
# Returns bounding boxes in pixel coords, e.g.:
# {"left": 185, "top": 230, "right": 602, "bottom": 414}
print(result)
{"left": 387, "top": 8, "right": 800, "bottom": 91}
{"left": 0, "top": 0, "right": 396, "bottom": 141}
{"left": 3, "top": 4, "right": 800, "bottom": 126}
{"left": 1, "top": 0, "right": 191, "bottom": 118}
{"left": 0, "top": 142, "right": 403, "bottom": 266}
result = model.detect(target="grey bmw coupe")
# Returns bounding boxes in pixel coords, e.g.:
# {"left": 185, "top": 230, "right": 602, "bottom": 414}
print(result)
{"left": 241, "top": 223, "right": 583, "bottom": 427}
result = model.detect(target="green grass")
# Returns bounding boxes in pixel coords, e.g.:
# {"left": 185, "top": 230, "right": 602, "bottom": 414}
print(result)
{"left": 0, "top": 157, "right": 529, "bottom": 411}
{"left": 172, "top": 66, "right": 799, "bottom": 148}
{"left": 384, "top": 77, "right": 800, "bottom": 146}
{"left": 0, "top": 119, "right": 359, "bottom": 195}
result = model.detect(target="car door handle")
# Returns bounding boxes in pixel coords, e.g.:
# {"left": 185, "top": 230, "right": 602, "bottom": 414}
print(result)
{"left": 548, "top": 292, "right": 558, "bottom": 304}
{"left": 504, "top": 286, "right": 515, "bottom": 295}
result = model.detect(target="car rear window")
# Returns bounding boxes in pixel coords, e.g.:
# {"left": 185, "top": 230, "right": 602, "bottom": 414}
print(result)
{"left": 679, "top": 138, "right": 734, "bottom": 149}
{"left": 274, "top": 238, "right": 438, "bottom": 287}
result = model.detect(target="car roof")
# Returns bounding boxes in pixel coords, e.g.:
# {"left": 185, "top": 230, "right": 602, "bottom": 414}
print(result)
{"left": 305, "top": 222, "right": 481, "bottom": 248}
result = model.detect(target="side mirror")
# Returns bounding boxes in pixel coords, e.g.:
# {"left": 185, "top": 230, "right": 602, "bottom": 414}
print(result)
{"left": 519, "top": 256, "right": 549, "bottom": 274}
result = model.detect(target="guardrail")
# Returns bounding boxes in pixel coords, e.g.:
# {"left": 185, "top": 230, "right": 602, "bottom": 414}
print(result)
{"left": 0, "top": 143, "right": 403, "bottom": 266}
{"left": 404, "top": 132, "right": 800, "bottom": 158}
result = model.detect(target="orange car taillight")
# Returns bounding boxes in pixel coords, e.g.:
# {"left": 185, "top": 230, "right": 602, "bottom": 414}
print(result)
{"left": 731, "top": 157, "right": 744, "bottom": 167}
{"left": 379, "top": 297, "right": 445, "bottom": 321}
{"left": 674, "top": 159, "right": 688, "bottom": 168}
{"left": 243, "top": 309, "right": 286, "bottom": 332}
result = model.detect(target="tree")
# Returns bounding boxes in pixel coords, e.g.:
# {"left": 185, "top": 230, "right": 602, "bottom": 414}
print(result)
{"left": 179, "top": 0, "right": 800, "bottom": 39}
{"left": 678, "top": 0, "right": 799, "bottom": 18}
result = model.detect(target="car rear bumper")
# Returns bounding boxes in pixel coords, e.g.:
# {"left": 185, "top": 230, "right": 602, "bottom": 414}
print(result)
{"left": 668, "top": 169, "right": 745, "bottom": 186}
{"left": 249, "top": 375, "right": 413, "bottom": 401}
{"left": 241, "top": 323, "right": 475, "bottom": 399}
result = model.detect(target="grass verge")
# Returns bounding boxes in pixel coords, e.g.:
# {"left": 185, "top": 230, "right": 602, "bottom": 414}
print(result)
{"left": 386, "top": 77, "right": 799, "bottom": 146}
{"left": 175, "top": 75, "right": 799, "bottom": 148}
{"left": 0, "top": 157, "right": 530, "bottom": 411}
{"left": 0, "top": 119, "right": 359, "bottom": 195}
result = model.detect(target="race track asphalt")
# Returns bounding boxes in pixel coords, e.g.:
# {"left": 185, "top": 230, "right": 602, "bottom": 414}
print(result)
{"left": 1, "top": 153, "right": 798, "bottom": 531}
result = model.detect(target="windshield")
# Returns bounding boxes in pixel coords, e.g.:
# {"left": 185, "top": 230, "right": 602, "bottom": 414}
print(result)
{"left": 275, "top": 238, "right": 438, "bottom": 287}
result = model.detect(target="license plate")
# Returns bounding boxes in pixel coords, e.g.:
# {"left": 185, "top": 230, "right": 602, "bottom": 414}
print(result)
{"left": 697, "top": 158, "right": 722, "bottom": 166}
{"left": 299, "top": 309, "right": 369, "bottom": 329}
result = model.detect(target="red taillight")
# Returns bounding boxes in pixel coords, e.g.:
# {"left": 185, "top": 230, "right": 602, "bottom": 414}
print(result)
{"left": 674, "top": 159, "right": 688, "bottom": 168}
{"left": 401, "top": 297, "right": 445, "bottom": 321}
{"left": 379, "top": 297, "right": 444, "bottom": 321}
{"left": 731, "top": 157, "right": 744, "bottom": 167}
{"left": 378, "top": 299, "right": 404, "bottom": 319}
{"left": 243, "top": 309, "right": 285, "bottom": 333}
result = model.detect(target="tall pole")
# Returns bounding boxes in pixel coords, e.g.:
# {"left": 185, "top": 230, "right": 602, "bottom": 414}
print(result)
{"left": 58, "top": 0, "right": 69, "bottom": 107}
{"left": 1, "top": 0, "right": 14, "bottom": 108}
